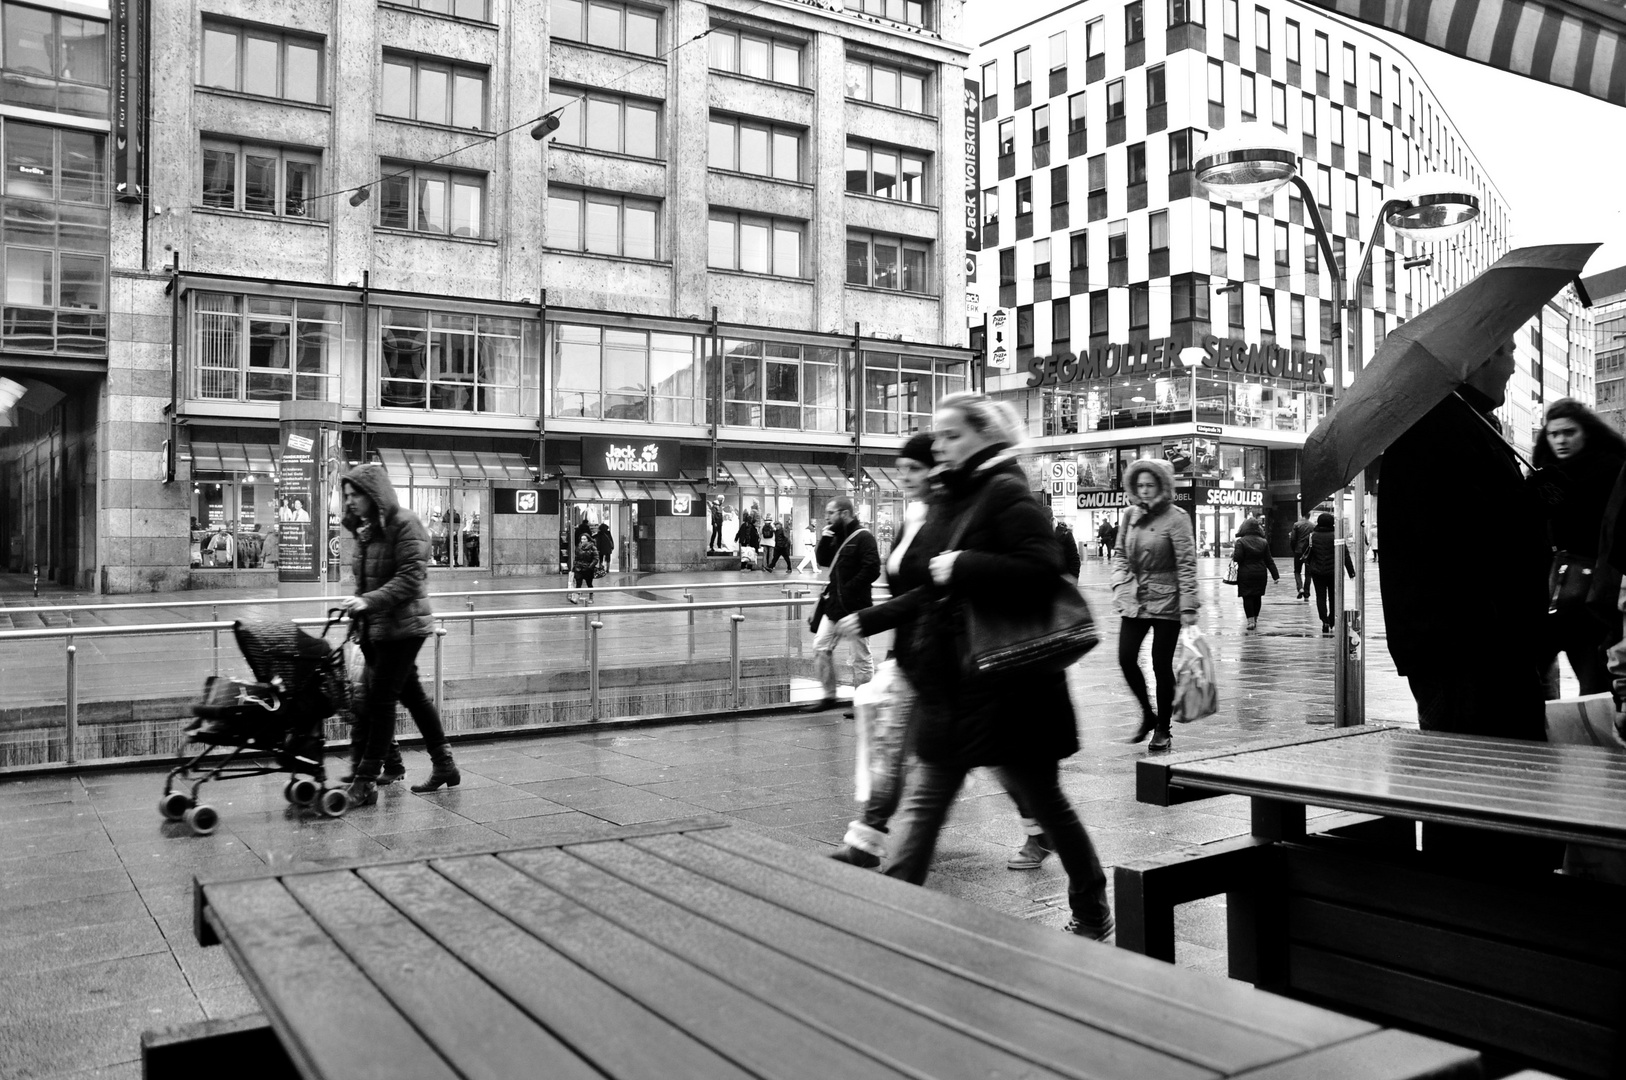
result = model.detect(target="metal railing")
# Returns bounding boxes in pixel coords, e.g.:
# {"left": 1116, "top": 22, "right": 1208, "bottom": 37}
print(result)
{"left": 0, "top": 595, "right": 826, "bottom": 773}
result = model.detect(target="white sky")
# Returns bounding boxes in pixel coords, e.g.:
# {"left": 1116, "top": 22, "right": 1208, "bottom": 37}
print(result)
{"left": 960, "top": 0, "right": 1626, "bottom": 280}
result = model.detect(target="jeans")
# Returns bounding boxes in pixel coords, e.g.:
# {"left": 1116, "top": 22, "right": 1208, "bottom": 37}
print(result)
{"left": 1118, "top": 617, "right": 1180, "bottom": 727}
{"left": 1543, "top": 610, "right": 1613, "bottom": 696}
{"left": 813, "top": 613, "right": 873, "bottom": 698}
{"left": 1311, "top": 573, "right": 1333, "bottom": 626}
{"left": 1292, "top": 556, "right": 1307, "bottom": 597}
{"left": 709, "top": 521, "right": 722, "bottom": 549}
{"left": 572, "top": 571, "right": 593, "bottom": 595}
{"left": 885, "top": 758, "right": 1110, "bottom": 927}
{"left": 764, "top": 545, "right": 782, "bottom": 570}
{"left": 355, "top": 636, "right": 447, "bottom": 777}
{"left": 1242, "top": 595, "right": 1262, "bottom": 619}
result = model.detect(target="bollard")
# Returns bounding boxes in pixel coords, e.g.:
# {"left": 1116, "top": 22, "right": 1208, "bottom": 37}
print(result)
{"left": 65, "top": 639, "right": 78, "bottom": 765}
{"left": 730, "top": 613, "right": 745, "bottom": 710}
{"left": 685, "top": 590, "right": 695, "bottom": 660}
{"left": 32, "top": 562, "right": 38, "bottom": 598}
{"left": 589, "top": 619, "right": 603, "bottom": 720}
{"left": 467, "top": 592, "right": 476, "bottom": 636}
{"left": 434, "top": 623, "right": 447, "bottom": 710}
{"left": 211, "top": 605, "right": 220, "bottom": 676}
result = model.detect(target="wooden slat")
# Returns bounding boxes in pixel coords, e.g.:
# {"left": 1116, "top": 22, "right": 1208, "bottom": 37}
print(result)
{"left": 1286, "top": 945, "right": 1615, "bottom": 1078}
{"left": 357, "top": 861, "right": 758, "bottom": 1080}
{"left": 430, "top": 851, "right": 915, "bottom": 1080}
{"left": 557, "top": 838, "right": 1214, "bottom": 1080}
{"left": 508, "top": 844, "right": 1137, "bottom": 1080}
{"left": 1226, "top": 1029, "right": 1480, "bottom": 1080}
{"left": 280, "top": 870, "right": 604, "bottom": 1080}
{"left": 664, "top": 830, "right": 1378, "bottom": 1067}
{"left": 1138, "top": 727, "right": 1391, "bottom": 807}
{"left": 200, "top": 878, "right": 461, "bottom": 1080}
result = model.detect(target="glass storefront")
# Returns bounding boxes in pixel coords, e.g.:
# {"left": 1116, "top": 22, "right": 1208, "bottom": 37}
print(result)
{"left": 190, "top": 475, "right": 281, "bottom": 569}
{"left": 1023, "top": 371, "right": 1330, "bottom": 437}
{"left": 401, "top": 482, "right": 485, "bottom": 567}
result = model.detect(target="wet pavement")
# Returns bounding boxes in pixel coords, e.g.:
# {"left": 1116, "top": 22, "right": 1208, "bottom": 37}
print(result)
{"left": 0, "top": 557, "right": 1571, "bottom": 1078}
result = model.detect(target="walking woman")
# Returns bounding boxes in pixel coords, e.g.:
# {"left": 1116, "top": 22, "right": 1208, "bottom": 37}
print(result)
{"left": 1533, "top": 398, "right": 1626, "bottom": 694}
{"left": 1231, "top": 517, "right": 1279, "bottom": 632}
{"left": 337, "top": 464, "right": 459, "bottom": 804}
{"left": 1111, "top": 458, "right": 1199, "bottom": 753}
{"left": 1305, "top": 511, "right": 1355, "bottom": 635}
{"left": 834, "top": 392, "right": 1114, "bottom": 939}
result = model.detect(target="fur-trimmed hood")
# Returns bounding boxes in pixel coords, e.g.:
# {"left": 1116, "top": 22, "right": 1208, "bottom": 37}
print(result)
{"left": 1123, "top": 457, "right": 1176, "bottom": 513}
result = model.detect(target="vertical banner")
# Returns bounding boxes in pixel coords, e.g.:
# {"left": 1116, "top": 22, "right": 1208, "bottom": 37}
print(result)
{"left": 112, "top": 0, "right": 143, "bottom": 203}
{"left": 963, "top": 78, "right": 980, "bottom": 272}
{"left": 276, "top": 422, "right": 321, "bottom": 583}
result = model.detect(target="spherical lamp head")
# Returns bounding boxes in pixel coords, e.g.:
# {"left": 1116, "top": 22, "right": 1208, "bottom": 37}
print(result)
{"left": 1194, "top": 123, "right": 1300, "bottom": 203}
{"left": 1387, "top": 172, "right": 1479, "bottom": 241}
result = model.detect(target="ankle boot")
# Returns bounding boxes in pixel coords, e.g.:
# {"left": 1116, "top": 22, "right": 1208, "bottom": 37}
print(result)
{"left": 410, "top": 746, "right": 461, "bottom": 792}
{"left": 1148, "top": 726, "right": 1173, "bottom": 753}
{"left": 1125, "top": 709, "right": 1157, "bottom": 744}
{"left": 377, "top": 745, "right": 406, "bottom": 786}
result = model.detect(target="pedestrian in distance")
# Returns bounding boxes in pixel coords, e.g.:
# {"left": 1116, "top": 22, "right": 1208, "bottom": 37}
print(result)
{"left": 735, "top": 510, "right": 760, "bottom": 570}
{"left": 1305, "top": 512, "right": 1355, "bottom": 635}
{"left": 761, "top": 517, "right": 781, "bottom": 571}
{"left": 708, "top": 498, "right": 724, "bottom": 552}
{"left": 336, "top": 464, "right": 459, "bottom": 804}
{"left": 806, "top": 496, "right": 879, "bottom": 711}
{"left": 1097, "top": 518, "right": 1118, "bottom": 558}
{"left": 833, "top": 391, "right": 1114, "bottom": 940}
{"left": 1289, "top": 510, "right": 1315, "bottom": 600}
{"left": 1532, "top": 397, "right": 1626, "bottom": 696}
{"left": 1056, "top": 522, "right": 1083, "bottom": 577}
{"left": 774, "top": 517, "right": 792, "bottom": 573}
{"left": 568, "top": 531, "right": 599, "bottom": 605}
{"left": 1231, "top": 517, "right": 1279, "bottom": 632}
{"left": 1111, "top": 457, "right": 1200, "bottom": 753}
{"left": 594, "top": 523, "right": 614, "bottom": 578}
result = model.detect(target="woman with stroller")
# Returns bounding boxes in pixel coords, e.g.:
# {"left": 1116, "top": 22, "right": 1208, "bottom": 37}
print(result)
{"left": 336, "top": 464, "right": 459, "bottom": 803}
{"left": 833, "top": 392, "right": 1114, "bottom": 939}
{"left": 1111, "top": 458, "right": 1199, "bottom": 753}
{"left": 1230, "top": 517, "right": 1279, "bottom": 633}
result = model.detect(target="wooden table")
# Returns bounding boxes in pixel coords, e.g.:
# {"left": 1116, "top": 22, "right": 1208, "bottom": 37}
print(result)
{"left": 1120, "top": 727, "right": 1626, "bottom": 1079}
{"left": 190, "top": 817, "right": 1480, "bottom": 1080}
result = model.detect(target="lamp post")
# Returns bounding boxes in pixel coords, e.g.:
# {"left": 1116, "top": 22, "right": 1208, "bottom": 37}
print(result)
{"left": 1193, "top": 124, "right": 1479, "bottom": 726}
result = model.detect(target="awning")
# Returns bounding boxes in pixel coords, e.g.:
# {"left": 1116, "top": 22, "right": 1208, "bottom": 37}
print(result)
{"left": 1308, "top": 0, "right": 1626, "bottom": 108}
{"left": 863, "top": 466, "right": 903, "bottom": 493}
{"left": 187, "top": 440, "right": 278, "bottom": 476}
{"left": 377, "top": 448, "right": 534, "bottom": 482}
{"left": 563, "top": 478, "right": 701, "bottom": 500}
{"left": 720, "top": 460, "right": 853, "bottom": 490}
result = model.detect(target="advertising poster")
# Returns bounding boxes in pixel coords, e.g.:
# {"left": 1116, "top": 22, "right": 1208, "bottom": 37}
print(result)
{"left": 276, "top": 423, "right": 321, "bottom": 582}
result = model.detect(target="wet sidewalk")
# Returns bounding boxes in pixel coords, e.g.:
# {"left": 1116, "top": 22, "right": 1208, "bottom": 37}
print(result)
{"left": 0, "top": 560, "right": 1449, "bottom": 1079}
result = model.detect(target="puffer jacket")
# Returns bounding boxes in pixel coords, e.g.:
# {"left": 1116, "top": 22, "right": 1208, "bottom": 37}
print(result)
{"left": 1305, "top": 513, "right": 1355, "bottom": 578}
{"left": 343, "top": 463, "right": 434, "bottom": 642}
{"left": 1230, "top": 518, "right": 1278, "bottom": 598}
{"left": 1111, "top": 457, "right": 1200, "bottom": 620}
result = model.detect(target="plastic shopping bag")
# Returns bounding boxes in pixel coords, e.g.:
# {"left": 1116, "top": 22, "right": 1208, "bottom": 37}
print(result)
{"left": 343, "top": 638, "right": 368, "bottom": 723}
{"left": 1171, "top": 626, "right": 1218, "bottom": 724}
{"left": 1545, "top": 694, "right": 1626, "bottom": 884}
{"left": 851, "top": 660, "right": 913, "bottom": 802}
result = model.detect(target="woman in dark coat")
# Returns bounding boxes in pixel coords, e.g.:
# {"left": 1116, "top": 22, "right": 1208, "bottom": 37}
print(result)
{"left": 1533, "top": 398, "right": 1626, "bottom": 694}
{"left": 1231, "top": 517, "right": 1279, "bottom": 632}
{"left": 594, "top": 523, "right": 615, "bottom": 575}
{"left": 1305, "top": 512, "right": 1355, "bottom": 636}
{"left": 337, "top": 464, "right": 459, "bottom": 802}
{"left": 834, "top": 392, "right": 1113, "bottom": 940}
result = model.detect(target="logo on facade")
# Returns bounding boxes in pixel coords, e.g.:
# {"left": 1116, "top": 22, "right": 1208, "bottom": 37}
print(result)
{"left": 580, "top": 436, "right": 682, "bottom": 480}
{"left": 516, "top": 490, "right": 539, "bottom": 514}
{"left": 672, "top": 493, "right": 692, "bottom": 516}
{"left": 1201, "top": 487, "right": 1266, "bottom": 508}
{"left": 1077, "top": 491, "right": 1132, "bottom": 509}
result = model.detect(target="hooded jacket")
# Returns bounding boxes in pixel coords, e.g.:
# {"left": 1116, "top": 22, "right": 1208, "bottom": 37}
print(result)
{"left": 1305, "top": 512, "right": 1354, "bottom": 579}
{"left": 1111, "top": 458, "right": 1200, "bottom": 620}
{"left": 1230, "top": 517, "right": 1278, "bottom": 598}
{"left": 342, "top": 463, "right": 434, "bottom": 642}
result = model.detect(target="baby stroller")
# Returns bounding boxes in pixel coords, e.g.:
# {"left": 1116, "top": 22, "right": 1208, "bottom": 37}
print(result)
{"left": 159, "top": 611, "right": 352, "bottom": 835}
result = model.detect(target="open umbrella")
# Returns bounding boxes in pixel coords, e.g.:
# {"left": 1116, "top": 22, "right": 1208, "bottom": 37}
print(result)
{"left": 1299, "top": 243, "right": 1599, "bottom": 510}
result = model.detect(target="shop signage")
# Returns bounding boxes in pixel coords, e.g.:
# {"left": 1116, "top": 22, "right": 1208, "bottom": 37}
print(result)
{"left": 987, "top": 308, "right": 1011, "bottom": 369}
{"left": 1048, "top": 461, "right": 1077, "bottom": 497}
{"left": 964, "top": 79, "right": 980, "bottom": 261}
{"left": 276, "top": 424, "right": 320, "bottom": 583}
{"left": 672, "top": 493, "right": 693, "bottom": 515}
{"left": 1200, "top": 487, "right": 1266, "bottom": 508}
{"left": 1077, "top": 490, "right": 1132, "bottom": 509}
{"left": 1025, "top": 334, "right": 1329, "bottom": 389}
{"left": 1196, "top": 424, "right": 1223, "bottom": 435}
{"left": 112, "top": 0, "right": 143, "bottom": 203}
{"left": 493, "top": 488, "right": 556, "bottom": 515}
{"left": 516, "top": 491, "right": 539, "bottom": 514}
{"left": 580, "top": 436, "right": 682, "bottom": 480}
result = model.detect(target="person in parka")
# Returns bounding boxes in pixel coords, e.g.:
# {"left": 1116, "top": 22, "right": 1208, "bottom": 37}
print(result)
{"left": 1231, "top": 517, "right": 1279, "bottom": 632}
{"left": 1110, "top": 458, "right": 1200, "bottom": 752}
{"left": 1304, "top": 511, "right": 1355, "bottom": 636}
{"left": 336, "top": 464, "right": 459, "bottom": 802}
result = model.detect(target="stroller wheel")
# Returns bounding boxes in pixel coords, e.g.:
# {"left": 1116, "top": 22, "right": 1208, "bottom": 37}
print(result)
{"left": 183, "top": 804, "right": 220, "bottom": 836}
{"left": 285, "top": 778, "right": 320, "bottom": 806}
{"left": 317, "top": 788, "right": 349, "bottom": 817}
{"left": 159, "top": 791, "right": 193, "bottom": 821}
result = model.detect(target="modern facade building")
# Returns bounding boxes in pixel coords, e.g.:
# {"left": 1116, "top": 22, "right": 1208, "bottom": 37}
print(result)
{"left": 1584, "top": 264, "right": 1626, "bottom": 436}
{"left": 1, "top": 0, "right": 977, "bottom": 592}
{"left": 968, "top": 0, "right": 1591, "bottom": 554}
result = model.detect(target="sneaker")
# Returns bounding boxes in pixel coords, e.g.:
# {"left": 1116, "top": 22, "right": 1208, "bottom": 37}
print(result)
{"left": 1063, "top": 913, "right": 1116, "bottom": 941}
{"left": 566, "top": 594, "right": 578, "bottom": 605}
{"left": 1007, "top": 836, "right": 1054, "bottom": 870}
{"left": 828, "top": 845, "right": 881, "bottom": 869}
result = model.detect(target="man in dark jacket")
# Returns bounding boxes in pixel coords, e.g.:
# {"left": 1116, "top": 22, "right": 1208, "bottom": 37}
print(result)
{"left": 807, "top": 496, "right": 879, "bottom": 711}
{"left": 1097, "top": 518, "right": 1118, "bottom": 558}
{"left": 1289, "top": 511, "right": 1315, "bottom": 600}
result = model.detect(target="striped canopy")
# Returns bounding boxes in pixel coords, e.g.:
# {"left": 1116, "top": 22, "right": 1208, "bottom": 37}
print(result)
{"left": 1306, "top": 0, "right": 1626, "bottom": 107}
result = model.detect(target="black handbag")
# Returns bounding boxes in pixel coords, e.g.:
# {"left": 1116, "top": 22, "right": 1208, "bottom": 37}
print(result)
{"left": 1549, "top": 550, "right": 1595, "bottom": 615}
{"left": 944, "top": 482, "right": 1100, "bottom": 679}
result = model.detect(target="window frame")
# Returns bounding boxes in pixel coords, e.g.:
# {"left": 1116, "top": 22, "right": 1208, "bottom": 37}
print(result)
{"left": 846, "top": 229, "right": 932, "bottom": 294}
{"left": 546, "top": 85, "right": 662, "bottom": 158}
{"left": 844, "top": 55, "right": 928, "bottom": 113}
{"left": 376, "top": 162, "right": 487, "bottom": 238}
{"left": 706, "top": 24, "right": 804, "bottom": 86}
{"left": 550, "top": 0, "right": 662, "bottom": 57}
{"left": 845, "top": 139, "right": 930, "bottom": 205}
{"left": 708, "top": 209, "right": 803, "bottom": 277}
{"left": 549, "top": 186, "right": 662, "bottom": 259}
{"left": 199, "top": 19, "right": 323, "bottom": 104}
{"left": 200, "top": 138, "right": 322, "bottom": 219}
{"left": 380, "top": 51, "right": 487, "bottom": 129}
{"left": 708, "top": 114, "right": 803, "bottom": 182}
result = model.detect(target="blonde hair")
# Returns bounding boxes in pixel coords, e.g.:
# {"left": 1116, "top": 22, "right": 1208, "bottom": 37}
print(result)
{"left": 934, "top": 391, "right": 1027, "bottom": 450}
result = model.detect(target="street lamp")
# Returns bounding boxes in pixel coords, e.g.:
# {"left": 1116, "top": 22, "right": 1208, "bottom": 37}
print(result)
{"left": 1195, "top": 123, "right": 1479, "bottom": 727}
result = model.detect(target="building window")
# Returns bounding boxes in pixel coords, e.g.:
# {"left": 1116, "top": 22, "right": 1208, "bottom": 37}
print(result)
{"left": 1085, "top": 18, "right": 1104, "bottom": 58}
{"left": 1125, "top": 2, "right": 1144, "bottom": 44}
{"left": 1329, "top": 104, "right": 1343, "bottom": 146}
{"left": 1146, "top": 63, "right": 1165, "bottom": 106}
{"left": 1273, "top": 220, "right": 1288, "bottom": 266}
{"left": 4, "top": 3, "right": 109, "bottom": 117}
{"left": 1053, "top": 295, "right": 1071, "bottom": 343}
{"left": 1207, "top": 58, "right": 1223, "bottom": 105}
{"left": 200, "top": 20, "right": 321, "bottom": 104}
{"left": 1049, "top": 30, "right": 1067, "bottom": 70}
{"left": 844, "top": 56, "right": 927, "bottom": 112}
{"left": 200, "top": 140, "right": 319, "bottom": 218}
{"left": 998, "top": 246, "right": 1016, "bottom": 288}
{"left": 1314, "top": 31, "right": 1329, "bottom": 74}
{"left": 1169, "top": 127, "right": 1196, "bottom": 171}
{"left": 1069, "top": 229, "right": 1087, "bottom": 280}
{"left": 1284, "top": 18, "right": 1299, "bottom": 63}
{"left": 709, "top": 115, "right": 802, "bottom": 181}
{"left": 1015, "top": 176, "right": 1032, "bottom": 216}
{"left": 1068, "top": 90, "right": 1086, "bottom": 139}
{"left": 981, "top": 60, "right": 997, "bottom": 100}
{"left": 846, "top": 230, "right": 930, "bottom": 293}
{"left": 982, "top": 186, "right": 999, "bottom": 230}
{"left": 1259, "top": 291, "right": 1275, "bottom": 335}
{"left": 381, "top": 52, "right": 486, "bottom": 128}
{"left": 1209, "top": 204, "right": 1226, "bottom": 249}
{"left": 1106, "top": 78, "right": 1124, "bottom": 119}
{"left": 549, "top": 187, "right": 659, "bottom": 258}
{"left": 1051, "top": 164, "right": 1068, "bottom": 206}
{"left": 545, "top": 86, "right": 661, "bottom": 157}
{"left": 1149, "top": 209, "right": 1169, "bottom": 253}
{"left": 376, "top": 308, "right": 528, "bottom": 413}
{"left": 1227, "top": 284, "right": 1243, "bottom": 329}
{"left": 550, "top": 0, "right": 661, "bottom": 56}
{"left": 193, "top": 292, "right": 347, "bottom": 403}
{"left": 398, "top": 0, "right": 488, "bottom": 19}
{"left": 1301, "top": 92, "right": 1316, "bottom": 135}
{"left": 1242, "top": 212, "right": 1258, "bottom": 258}
{"left": 1127, "top": 142, "right": 1146, "bottom": 184}
{"left": 1254, "top": 7, "right": 1269, "bottom": 51}
{"left": 1240, "top": 72, "right": 1255, "bottom": 117}
{"left": 707, "top": 211, "right": 801, "bottom": 275}
{"left": 1168, "top": 0, "right": 1203, "bottom": 25}
{"left": 845, "top": 140, "right": 928, "bottom": 203}
{"left": 707, "top": 26, "right": 802, "bottom": 85}
{"left": 1342, "top": 42, "right": 1356, "bottom": 86}
{"left": 1107, "top": 218, "right": 1127, "bottom": 261}
{"left": 1033, "top": 104, "right": 1050, "bottom": 147}
{"left": 844, "top": 0, "right": 929, "bottom": 30}
{"left": 1291, "top": 295, "right": 1306, "bottom": 341}
{"left": 1129, "top": 283, "right": 1148, "bottom": 329}
{"left": 1014, "top": 46, "right": 1031, "bottom": 88}
{"left": 1271, "top": 81, "right": 1286, "bottom": 128}
{"left": 1171, "top": 272, "right": 1208, "bottom": 321}
{"left": 863, "top": 352, "right": 962, "bottom": 435}
{"left": 1033, "top": 237, "right": 1051, "bottom": 279}
{"left": 553, "top": 324, "right": 697, "bottom": 422}
{"left": 378, "top": 164, "right": 484, "bottom": 236}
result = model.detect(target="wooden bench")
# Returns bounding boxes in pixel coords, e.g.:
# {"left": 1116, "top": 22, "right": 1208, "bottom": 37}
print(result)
{"left": 1117, "top": 726, "right": 1626, "bottom": 1079}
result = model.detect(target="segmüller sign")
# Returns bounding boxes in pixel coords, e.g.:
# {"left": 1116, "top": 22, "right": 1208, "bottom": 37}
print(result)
{"left": 580, "top": 436, "right": 682, "bottom": 480}
{"left": 1026, "top": 333, "right": 1329, "bottom": 388}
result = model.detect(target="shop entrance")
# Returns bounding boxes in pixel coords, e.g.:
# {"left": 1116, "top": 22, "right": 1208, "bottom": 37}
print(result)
{"left": 568, "top": 501, "right": 639, "bottom": 573}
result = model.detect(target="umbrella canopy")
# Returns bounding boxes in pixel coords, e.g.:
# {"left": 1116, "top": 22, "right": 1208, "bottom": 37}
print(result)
{"left": 1299, "top": 243, "right": 1599, "bottom": 510}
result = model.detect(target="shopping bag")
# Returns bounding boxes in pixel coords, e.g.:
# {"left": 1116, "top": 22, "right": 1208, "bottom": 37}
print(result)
{"left": 1171, "top": 626, "right": 1218, "bottom": 723}
{"left": 851, "top": 661, "right": 912, "bottom": 802}
{"left": 1545, "top": 694, "right": 1626, "bottom": 884}
{"left": 343, "top": 638, "right": 368, "bottom": 722}
{"left": 1222, "top": 559, "right": 1239, "bottom": 585}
